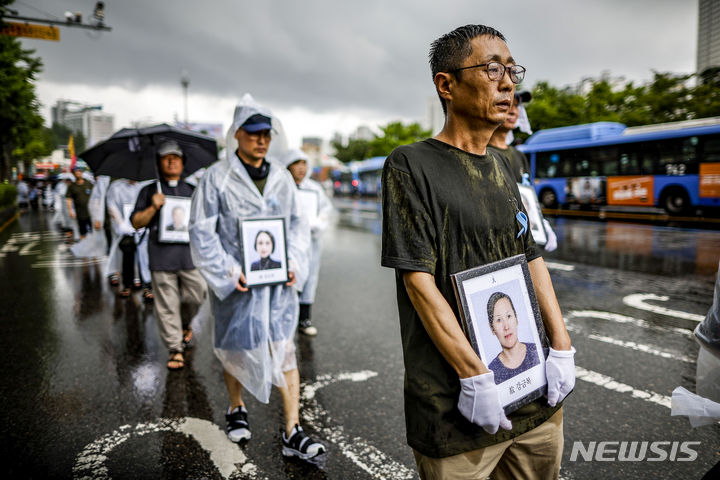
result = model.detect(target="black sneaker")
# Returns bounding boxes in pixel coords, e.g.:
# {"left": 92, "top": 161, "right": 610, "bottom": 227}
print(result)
{"left": 282, "top": 424, "right": 326, "bottom": 459}
{"left": 298, "top": 319, "right": 318, "bottom": 336}
{"left": 225, "top": 406, "right": 251, "bottom": 442}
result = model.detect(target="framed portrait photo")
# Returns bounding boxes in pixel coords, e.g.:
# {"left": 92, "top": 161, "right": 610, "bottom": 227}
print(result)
{"left": 451, "top": 254, "right": 549, "bottom": 414}
{"left": 158, "top": 196, "right": 191, "bottom": 243}
{"left": 239, "top": 216, "right": 289, "bottom": 287}
{"left": 297, "top": 189, "right": 319, "bottom": 225}
{"left": 517, "top": 184, "right": 548, "bottom": 246}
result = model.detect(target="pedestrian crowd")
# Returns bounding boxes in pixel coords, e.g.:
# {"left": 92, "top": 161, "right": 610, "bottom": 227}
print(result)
{"left": 13, "top": 23, "right": 596, "bottom": 478}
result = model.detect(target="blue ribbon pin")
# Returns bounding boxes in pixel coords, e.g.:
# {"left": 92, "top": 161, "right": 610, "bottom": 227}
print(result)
{"left": 516, "top": 211, "right": 528, "bottom": 238}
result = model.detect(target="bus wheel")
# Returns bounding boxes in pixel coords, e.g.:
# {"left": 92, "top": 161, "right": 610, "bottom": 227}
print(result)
{"left": 662, "top": 188, "right": 690, "bottom": 215}
{"left": 540, "top": 189, "right": 557, "bottom": 208}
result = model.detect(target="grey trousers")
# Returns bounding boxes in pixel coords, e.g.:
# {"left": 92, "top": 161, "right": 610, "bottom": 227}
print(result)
{"left": 151, "top": 269, "right": 207, "bottom": 353}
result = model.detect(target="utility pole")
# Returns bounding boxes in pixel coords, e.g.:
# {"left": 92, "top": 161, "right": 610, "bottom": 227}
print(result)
{"left": 181, "top": 70, "right": 190, "bottom": 129}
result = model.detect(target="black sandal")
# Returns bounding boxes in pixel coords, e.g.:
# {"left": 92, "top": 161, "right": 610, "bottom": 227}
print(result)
{"left": 167, "top": 352, "right": 184, "bottom": 370}
{"left": 182, "top": 328, "right": 193, "bottom": 347}
{"left": 143, "top": 288, "right": 153, "bottom": 302}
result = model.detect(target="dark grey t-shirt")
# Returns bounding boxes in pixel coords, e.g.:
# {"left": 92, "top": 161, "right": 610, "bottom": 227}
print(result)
{"left": 381, "top": 138, "right": 556, "bottom": 458}
{"left": 488, "top": 145, "right": 530, "bottom": 183}
{"left": 132, "top": 180, "right": 195, "bottom": 272}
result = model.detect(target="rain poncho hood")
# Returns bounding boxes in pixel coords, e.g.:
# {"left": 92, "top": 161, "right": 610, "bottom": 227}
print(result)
{"left": 190, "top": 100, "right": 309, "bottom": 403}
{"left": 281, "top": 148, "right": 309, "bottom": 169}
{"left": 226, "top": 94, "right": 288, "bottom": 163}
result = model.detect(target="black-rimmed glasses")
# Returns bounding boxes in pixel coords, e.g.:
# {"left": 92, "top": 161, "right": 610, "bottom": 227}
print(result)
{"left": 452, "top": 61, "right": 526, "bottom": 84}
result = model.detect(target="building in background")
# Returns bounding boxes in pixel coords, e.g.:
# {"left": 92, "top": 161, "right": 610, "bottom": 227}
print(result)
{"left": 697, "top": 0, "right": 720, "bottom": 77}
{"left": 51, "top": 100, "right": 115, "bottom": 147}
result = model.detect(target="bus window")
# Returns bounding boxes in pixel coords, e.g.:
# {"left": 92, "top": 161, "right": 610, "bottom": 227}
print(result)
{"left": 537, "top": 152, "right": 562, "bottom": 178}
{"left": 657, "top": 138, "right": 698, "bottom": 175}
{"left": 618, "top": 143, "right": 646, "bottom": 175}
{"left": 593, "top": 146, "right": 619, "bottom": 175}
{"left": 700, "top": 134, "right": 720, "bottom": 163}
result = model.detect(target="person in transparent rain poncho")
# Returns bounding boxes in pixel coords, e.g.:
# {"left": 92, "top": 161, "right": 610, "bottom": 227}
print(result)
{"left": 106, "top": 178, "right": 153, "bottom": 299}
{"left": 280, "top": 148, "right": 333, "bottom": 336}
{"left": 52, "top": 173, "right": 77, "bottom": 240}
{"left": 89, "top": 175, "right": 120, "bottom": 285}
{"left": 189, "top": 95, "right": 326, "bottom": 460}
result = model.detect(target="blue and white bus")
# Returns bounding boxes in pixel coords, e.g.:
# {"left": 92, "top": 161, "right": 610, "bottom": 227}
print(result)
{"left": 518, "top": 117, "right": 720, "bottom": 214}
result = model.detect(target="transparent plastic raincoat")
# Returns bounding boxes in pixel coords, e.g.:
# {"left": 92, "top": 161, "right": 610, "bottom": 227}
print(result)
{"left": 189, "top": 96, "right": 309, "bottom": 404}
{"left": 281, "top": 149, "right": 333, "bottom": 304}
{"left": 52, "top": 176, "right": 73, "bottom": 231}
{"left": 106, "top": 179, "right": 152, "bottom": 283}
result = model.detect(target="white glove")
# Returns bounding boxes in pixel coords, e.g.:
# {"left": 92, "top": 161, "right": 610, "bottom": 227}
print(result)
{"left": 118, "top": 221, "right": 136, "bottom": 236}
{"left": 546, "top": 346, "right": 576, "bottom": 406}
{"left": 543, "top": 218, "right": 557, "bottom": 252}
{"left": 458, "top": 372, "right": 513, "bottom": 434}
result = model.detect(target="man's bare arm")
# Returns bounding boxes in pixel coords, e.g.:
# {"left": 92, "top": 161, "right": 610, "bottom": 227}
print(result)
{"left": 403, "top": 271, "right": 488, "bottom": 378}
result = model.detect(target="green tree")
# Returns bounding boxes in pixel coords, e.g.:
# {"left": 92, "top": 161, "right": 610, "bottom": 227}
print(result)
{"left": 0, "top": 8, "right": 46, "bottom": 180}
{"left": 524, "top": 71, "right": 720, "bottom": 136}
{"left": 331, "top": 137, "right": 373, "bottom": 164}
{"left": 12, "top": 125, "right": 53, "bottom": 164}
{"left": 369, "top": 121, "right": 431, "bottom": 157}
{"left": 331, "top": 121, "right": 431, "bottom": 163}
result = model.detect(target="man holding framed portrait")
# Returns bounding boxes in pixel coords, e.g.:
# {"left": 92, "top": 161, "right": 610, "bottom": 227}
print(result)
{"left": 189, "top": 95, "right": 325, "bottom": 461}
{"left": 132, "top": 140, "right": 207, "bottom": 371}
{"left": 381, "top": 25, "right": 575, "bottom": 479}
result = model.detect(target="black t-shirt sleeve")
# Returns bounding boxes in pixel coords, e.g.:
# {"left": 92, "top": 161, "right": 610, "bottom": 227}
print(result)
{"left": 381, "top": 150, "right": 437, "bottom": 274}
{"left": 131, "top": 184, "right": 153, "bottom": 222}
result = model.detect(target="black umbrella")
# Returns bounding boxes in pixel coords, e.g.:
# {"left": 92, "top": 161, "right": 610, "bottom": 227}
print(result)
{"left": 79, "top": 124, "right": 218, "bottom": 181}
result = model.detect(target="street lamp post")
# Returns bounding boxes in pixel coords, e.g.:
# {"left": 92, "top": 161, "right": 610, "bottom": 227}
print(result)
{"left": 180, "top": 71, "right": 189, "bottom": 129}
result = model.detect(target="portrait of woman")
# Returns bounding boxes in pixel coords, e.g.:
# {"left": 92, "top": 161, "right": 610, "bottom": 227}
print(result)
{"left": 486, "top": 291, "right": 540, "bottom": 384}
{"left": 250, "top": 230, "right": 282, "bottom": 271}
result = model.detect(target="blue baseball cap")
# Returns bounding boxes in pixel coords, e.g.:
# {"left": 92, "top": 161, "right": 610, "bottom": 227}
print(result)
{"left": 240, "top": 114, "right": 273, "bottom": 133}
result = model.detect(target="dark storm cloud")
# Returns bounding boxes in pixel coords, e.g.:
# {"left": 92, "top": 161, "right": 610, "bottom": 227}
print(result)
{"left": 17, "top": 0, "right": 696, "bottom": 120}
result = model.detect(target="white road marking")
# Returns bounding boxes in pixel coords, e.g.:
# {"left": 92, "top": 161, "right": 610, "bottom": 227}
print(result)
{"left": 545, "top": 261, "right": 575, "bottom": 271}
{"left": 301, "top": 370, "right": 416, "bottom": 480}
{"left": 567, "top": 310, "right": 692, "bottom": 337}
{"left": 73, "top": 417, "right": 264, "bottom": 480}
{"left": 623, "top": 293, "right": 704, "bottom": 323}
{"left": 565, "top": 324, "right": 695, "bottom": 364}
{"left": 32, "top": 258, "right": 104, "bottom": 268}
{"left": 575, "top": 366, "right": 672, "bottom": 409}
{"left": 176, "top": 417, "right": 262, "bottom": 480}
{"left": 73, "top": 371, "right": 406, "bottom": 480}
{"left": 19, "top": 241, "right": 40, "bottom": 256}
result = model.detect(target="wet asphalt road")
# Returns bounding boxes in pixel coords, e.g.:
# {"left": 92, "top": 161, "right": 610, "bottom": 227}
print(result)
{"left": 2, "top": 201, "right": 720, "bottom": 480}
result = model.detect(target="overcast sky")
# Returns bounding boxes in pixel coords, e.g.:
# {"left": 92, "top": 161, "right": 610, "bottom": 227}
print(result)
{"left": 15, "top": 0, "right": 699, "bottom": 147}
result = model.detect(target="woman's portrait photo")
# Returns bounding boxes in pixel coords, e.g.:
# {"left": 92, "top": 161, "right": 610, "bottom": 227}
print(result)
{"left": 240, "top": 216, "right": 288, "bottom": 287}
{"left": 250, "top": 230, "right": 282, "bottom": 271}
{"left": 486, "top": 291, "right": 540, "bottom": 384}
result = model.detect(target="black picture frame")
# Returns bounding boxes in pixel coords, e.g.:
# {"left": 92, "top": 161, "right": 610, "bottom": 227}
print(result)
{"left": 158, "top": 196, "right": 191, "bottom": 243}
{"left": 451, "top": 254, "right": 549, "bottom": 414}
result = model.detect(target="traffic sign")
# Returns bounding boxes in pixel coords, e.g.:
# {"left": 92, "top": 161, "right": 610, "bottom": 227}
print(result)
{"left": 1, "top": 21, "right": 60, "bottom": 41}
